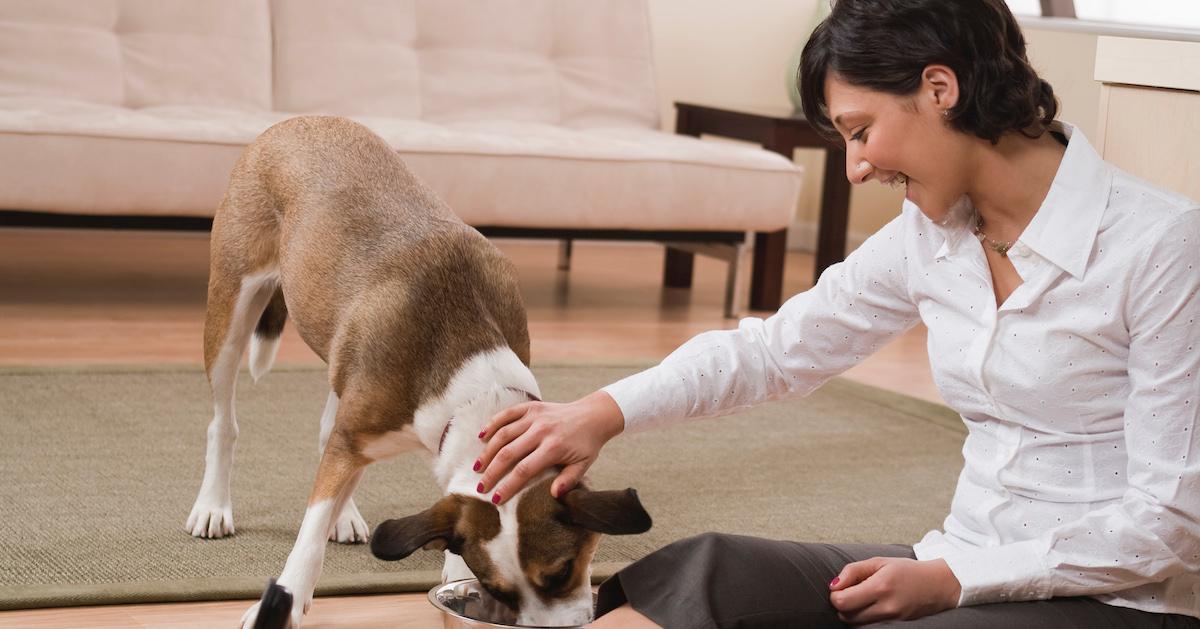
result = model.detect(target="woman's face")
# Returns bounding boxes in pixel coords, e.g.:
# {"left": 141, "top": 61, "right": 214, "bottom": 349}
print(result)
{"left": 823, "top": 70, "right": 971, "bottom": 223}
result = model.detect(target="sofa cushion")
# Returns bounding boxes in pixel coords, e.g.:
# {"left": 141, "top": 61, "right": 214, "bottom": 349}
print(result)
{"left": 0, "top": 102, "right": 798, "bottom": 230}
{"left": 272, "top": 0, "right": 658, "bottom": 129}
{"left": 0, "top": 98, "right": 288, "bottom": 145}
{"left": 0, "top": 0, "right": 271, "bottom": 111}
{"left": 0, "top": 130, "right": 247, "bottom": 218}
{"left": 270, "top": 0, "right": 422, "bottom": 119}
{"left": 397, "top": 129, "right": 801, "bottom": 232}
{"left": 0, "top": 1, "right": 123, "bottom": 105}
{"left": 117, "top": 0, "right": 272, "bottom": 110}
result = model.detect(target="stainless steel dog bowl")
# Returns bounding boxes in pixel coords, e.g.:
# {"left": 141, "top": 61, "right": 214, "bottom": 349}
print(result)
{"left": 429, "top": 579, "right": 595, "bottom": 629}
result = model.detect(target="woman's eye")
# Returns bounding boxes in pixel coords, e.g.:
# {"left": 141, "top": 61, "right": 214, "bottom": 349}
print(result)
{"left": 850, "top": 128, "right": 867, "bottom": 142}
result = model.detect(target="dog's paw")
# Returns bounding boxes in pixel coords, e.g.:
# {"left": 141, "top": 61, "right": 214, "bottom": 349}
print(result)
{"left": 239, "top": 594, "right": 306, "bottom": 629}
{"left": 328, "top": 500, "right": 369, "bottom": 544}
{"left": 239, "top": 600, "right": 264, "bottom": 629}
{"left": 186, "top": 502, "right": 235, "bottom": 539}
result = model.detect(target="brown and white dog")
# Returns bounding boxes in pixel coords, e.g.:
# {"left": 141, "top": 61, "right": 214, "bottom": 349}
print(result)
{"left": 184, "top": 116, "right": 651, "bottom": 628}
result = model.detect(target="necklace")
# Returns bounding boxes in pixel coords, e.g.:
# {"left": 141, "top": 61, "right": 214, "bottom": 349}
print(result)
{"left": 974, "top": 218, "right": 1014, "bottom": 257}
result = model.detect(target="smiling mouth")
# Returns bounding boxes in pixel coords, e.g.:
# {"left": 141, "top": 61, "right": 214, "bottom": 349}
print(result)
{"left": 883, "top": 173, "right": 909, "bottom": 188}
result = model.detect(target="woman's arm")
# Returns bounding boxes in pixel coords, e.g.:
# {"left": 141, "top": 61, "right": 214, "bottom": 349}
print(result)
{"left": 477, "top": 211, "right": 925, "bottom": 503}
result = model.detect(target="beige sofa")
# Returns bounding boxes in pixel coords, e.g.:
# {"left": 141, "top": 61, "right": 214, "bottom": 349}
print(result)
{"left": 0, "top": 0, "right": 802, "bottom": 316}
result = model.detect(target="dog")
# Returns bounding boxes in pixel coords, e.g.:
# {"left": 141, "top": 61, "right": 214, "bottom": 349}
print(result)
{"left": 184, "top": 116, "right": 651, "bottom": 628}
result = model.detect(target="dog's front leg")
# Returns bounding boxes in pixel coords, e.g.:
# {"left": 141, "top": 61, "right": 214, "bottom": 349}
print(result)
{"left": 442, "top": 550, "right": 477, "bottom": 582}
{"left": 241, "top": 432, "right": 367, "bottom": 629}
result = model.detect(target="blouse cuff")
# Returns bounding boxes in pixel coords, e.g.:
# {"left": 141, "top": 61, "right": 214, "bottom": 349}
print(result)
{"left": 939, "top": 538, "right": 1054, "bottom": 606}
{"left": 600, "top": 365, "right": 687, "bottom": 434}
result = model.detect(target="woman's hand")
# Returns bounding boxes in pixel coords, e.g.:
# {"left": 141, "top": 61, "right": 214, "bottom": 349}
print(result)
{"left": 829, "top": 557, "right": 961, "bottom": 624}
{"left": 474, "top": 390, "right": 625, "bottom": 504}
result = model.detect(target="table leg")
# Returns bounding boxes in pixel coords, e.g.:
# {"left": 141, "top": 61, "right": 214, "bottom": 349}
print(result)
{"left": 815, "top": 147, "right": 851, "bottom": 283}
{"left": 749, "top": 229, "right": 787, "bottom": 311}
{"left": 663, "top": 247, "right": 695, "bottom": 288}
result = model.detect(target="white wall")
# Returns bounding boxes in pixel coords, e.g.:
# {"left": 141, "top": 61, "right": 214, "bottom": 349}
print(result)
{"left": 1024, "top": 27, "right": 1101, "bottom": 140}
{"left": 647, "top": 0, "right": 816, "bottom": 116}
{"left": 646, "top": 0, "right": 830, "bottom": 249}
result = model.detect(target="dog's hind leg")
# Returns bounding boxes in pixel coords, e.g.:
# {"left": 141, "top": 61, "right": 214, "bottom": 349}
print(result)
{"left": 316, "top": 391, "right": 369, "bottom": 543}
{"left": 187, "top": 265, "right": 280, "bottom": 539}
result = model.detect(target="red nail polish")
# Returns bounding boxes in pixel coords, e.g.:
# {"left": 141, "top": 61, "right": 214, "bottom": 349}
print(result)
{"left": 491, "top": 493, "right": 501, "bottom": 504}
{"left": 477, "top": 482, "right": 485, "bottom": 493}
{"left": 830, "top": 577, "right": 840, "bottom": 587}
{"left": 473, "top": 460, "right": 481, "bottom": 472}
{"left": 478, "top": 431, "right": 486, "bottom": 439}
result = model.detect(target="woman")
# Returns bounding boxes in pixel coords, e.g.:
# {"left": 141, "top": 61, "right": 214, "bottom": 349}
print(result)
{"left": 475, "top": 0, "right": 1200, "bottom": 626}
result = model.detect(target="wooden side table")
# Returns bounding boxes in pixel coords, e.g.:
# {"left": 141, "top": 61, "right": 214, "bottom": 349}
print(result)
{"left": 669, "top": 101, "right": 851, "bottom": 310}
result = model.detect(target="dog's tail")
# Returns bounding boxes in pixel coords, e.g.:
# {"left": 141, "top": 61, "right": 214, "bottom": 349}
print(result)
{"left": 249, "top": 286, "right": 287, "bottom": 383}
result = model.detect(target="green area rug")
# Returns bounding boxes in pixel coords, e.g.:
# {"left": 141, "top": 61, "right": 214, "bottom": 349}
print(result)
{"left": 0, "top": 363, "right": 965, "bottom": 610}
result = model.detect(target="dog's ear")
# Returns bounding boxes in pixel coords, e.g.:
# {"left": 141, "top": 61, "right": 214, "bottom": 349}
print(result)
{"left": 560, "top": 487, "right": 652, "bottom": 535}
{"left": 371, "top": 495, "right": 464, "bottom": 561}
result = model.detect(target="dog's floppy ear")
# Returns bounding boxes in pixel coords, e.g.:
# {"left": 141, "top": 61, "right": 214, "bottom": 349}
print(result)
{"left": 371, "top": 495, "right": 463, "bottom": 561}
{"left": 560, "top": 487, "right": 652, "bottom": 535}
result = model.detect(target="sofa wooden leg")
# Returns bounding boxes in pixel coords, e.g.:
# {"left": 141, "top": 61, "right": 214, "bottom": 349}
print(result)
{"left": 663, "top": 246, "right": 694, "bottom": 288}
{"left": 749, "top": 229, "right": 786, "bottom": 311}
{"left": 557, "top": 239, "right": 573, "bottom": 271}
{"left": 723, "top": 240, "right": 748, "bottom": 319}
{"left": 663, "top": 240, "right": 744, "bottom": 318}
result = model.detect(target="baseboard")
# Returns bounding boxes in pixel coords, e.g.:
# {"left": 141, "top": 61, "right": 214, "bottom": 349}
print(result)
{"left": 786, "top": 219, "right": 870, "bottom": 253}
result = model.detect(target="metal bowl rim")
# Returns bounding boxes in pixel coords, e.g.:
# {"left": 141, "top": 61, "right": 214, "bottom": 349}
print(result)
{"left": 427, "top": 578, "right": 591, "bottom": 629}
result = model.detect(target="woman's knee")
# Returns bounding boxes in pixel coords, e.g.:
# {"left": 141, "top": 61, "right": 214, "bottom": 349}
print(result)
{"left": 657, "top": 532, "right": 772, "bottom": 573}
{"left": 604, "top": 536, "right": 913, "bottom": 628}
{"left": 666, "top": 531, "right": 734, "bottom": 554}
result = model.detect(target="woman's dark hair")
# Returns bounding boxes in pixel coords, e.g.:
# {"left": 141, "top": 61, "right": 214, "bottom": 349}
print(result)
{"left": 798, "top": 0, "right": 1058, "bottom": 145}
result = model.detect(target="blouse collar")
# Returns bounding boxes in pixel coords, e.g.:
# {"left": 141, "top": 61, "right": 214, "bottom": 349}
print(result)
{"left": 931, "top": 121, "right": 1112, "bottom": 279}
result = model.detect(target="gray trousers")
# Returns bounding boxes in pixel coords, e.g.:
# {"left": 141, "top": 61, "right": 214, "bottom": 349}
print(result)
{"left": 595, "top": 533, "right": 1200, "bottom": 629}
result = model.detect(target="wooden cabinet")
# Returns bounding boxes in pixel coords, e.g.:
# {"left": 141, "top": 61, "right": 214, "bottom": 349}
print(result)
{"left": 1094, "top": 36, "right": 1200, "bottom": 200}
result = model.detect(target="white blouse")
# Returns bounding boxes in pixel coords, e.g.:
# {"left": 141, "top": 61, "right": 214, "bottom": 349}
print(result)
{"left": 603, "top": 123, "right": 1200, "bottom": 617}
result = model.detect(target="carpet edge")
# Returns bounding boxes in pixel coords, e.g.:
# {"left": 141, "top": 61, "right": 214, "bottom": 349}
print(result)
{"left": 0, "top": 361, "right": 658, "bottom": 376}
{"left": 823, "top": 378, "right": 965, "bottom": 435}
{"left": 0, "top": 564, "right": 629, "bottom": 612}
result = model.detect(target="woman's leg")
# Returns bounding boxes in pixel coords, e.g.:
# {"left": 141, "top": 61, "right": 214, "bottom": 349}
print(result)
{"left": 590, "top": 604, "right": 661, "bottom": 628}
{"left": 595, "top": 532, "right": 914, "bottom": 629}
{"left": 865, "top": 597, "right": 1200, "bottom": 629}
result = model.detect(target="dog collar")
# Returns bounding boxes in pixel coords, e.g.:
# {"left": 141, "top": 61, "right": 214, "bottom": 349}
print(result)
{"left": 437, "top": 386, "right": 541, "bottom": 455}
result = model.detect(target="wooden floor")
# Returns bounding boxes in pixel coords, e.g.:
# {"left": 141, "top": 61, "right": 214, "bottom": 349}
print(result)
{"left": 0, "top": 228, "right": 940, "bottom": 628}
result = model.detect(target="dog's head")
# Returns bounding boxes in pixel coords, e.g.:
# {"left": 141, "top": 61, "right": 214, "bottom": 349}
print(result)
{"left": 371, "top": 477, "right": 651, "bottom": 626}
